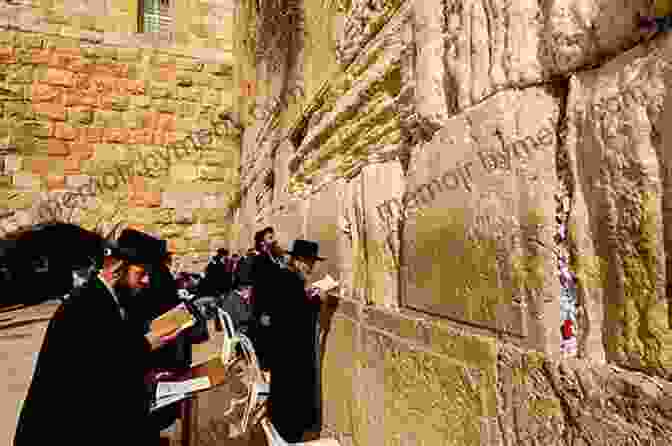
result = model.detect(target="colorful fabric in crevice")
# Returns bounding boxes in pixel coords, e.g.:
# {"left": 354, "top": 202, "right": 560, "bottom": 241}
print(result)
{"left": 640, "top": 15, "right": 672, "bottom": 32}
{"left": 559, "top": 283, "right": 577, "bottom": 323}
{"left": 556, "top": 218, "right": 577, "bottom": 356}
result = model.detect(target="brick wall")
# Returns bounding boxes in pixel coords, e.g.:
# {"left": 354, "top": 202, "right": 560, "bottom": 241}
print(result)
{"left": 0, "top": 25, "right": 240, "bottom": 268}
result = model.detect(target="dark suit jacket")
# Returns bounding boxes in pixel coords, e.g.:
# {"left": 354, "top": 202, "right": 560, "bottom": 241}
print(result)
{"left": 14, "top": 277, "right": 154, "bottom": 445}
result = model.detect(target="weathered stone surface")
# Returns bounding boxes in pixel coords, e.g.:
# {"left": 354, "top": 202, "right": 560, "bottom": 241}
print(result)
{"left": 413, "top": 0, "right": 650, "bottom": 123}
{"left": 360, "top": 162, "right": 403, "bottom": 308}
{"left": 267, "top": 198, "right": 307, "bottom": 250}
{"left": 286, "top": 7, "right": 411, "bottom": 197}
{"left": 564, "top": 34, "right": 672, "bottom": 377}
{"left": 334, "top": 175, "right": 365, "bottom": 302}
{"left": 403, "top": 87, "right": 561, "bottom": 351}
{"left": 305, "top": 183, "right": 342, "bottom": 282}
{"left": 321, "top": 315, "right": 361, "bottom": 442}
{"left": 13, "top": 171, "right": 42, "bottom": 191}
{"left": 232, "top": 4, "right": 672, "bottom": 446}
{"left": 364, "top": 325, "right": 492, "bottom": 446}
{"left": 497, "top": 345, "right": 672, "bottom": 445}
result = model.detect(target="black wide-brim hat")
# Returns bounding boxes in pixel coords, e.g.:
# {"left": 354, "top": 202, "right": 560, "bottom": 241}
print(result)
{"left": 286, "top": 239, "right": 325, "bottom": 261}
{"left": 105, "top": 229, "right": 167, "bottom": 266}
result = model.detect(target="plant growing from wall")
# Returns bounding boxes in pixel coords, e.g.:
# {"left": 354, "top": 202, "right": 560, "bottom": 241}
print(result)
{"left": 615, "top": 191, "right": 672, "bottom": 373}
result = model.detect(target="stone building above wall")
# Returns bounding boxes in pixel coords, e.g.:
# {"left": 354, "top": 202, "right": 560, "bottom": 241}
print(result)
{"left": 0, "top": 0, "right": 241, "bottom": 269}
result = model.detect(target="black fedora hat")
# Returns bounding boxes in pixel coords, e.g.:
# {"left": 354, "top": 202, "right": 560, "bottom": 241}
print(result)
{"left": 106, "top": 229, "right": 167, "bottom": 265}
{"left": 286, "top": 239, "right": 325, "bottom": 261}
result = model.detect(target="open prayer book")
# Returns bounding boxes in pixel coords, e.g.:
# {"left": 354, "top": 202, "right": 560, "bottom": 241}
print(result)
{"left": 311, "top": 274, "right": 339, "bottom": 292}
{"left": 147, "top": 303, "right": 196, "bottom": 339}
{"left": 151, "top": 356, "right": 229, "bottom": 411}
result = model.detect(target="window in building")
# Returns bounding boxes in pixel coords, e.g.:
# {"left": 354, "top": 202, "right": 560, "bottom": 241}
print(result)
{"left": 138, "top": 0, "right": 172, "bottom": 33}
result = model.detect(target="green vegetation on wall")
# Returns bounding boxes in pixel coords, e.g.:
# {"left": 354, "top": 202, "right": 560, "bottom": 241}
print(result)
{"left": 303, "top": 0, "right": 342, "bottom": 103}
{"left": 384, "top": 347, "right": 483, "bottom": 446}
{"left": 612, "top": 191, "right": 672, "bottom": 371}
{"left": 411, "top": 209, "right": 508, "bottom": 324}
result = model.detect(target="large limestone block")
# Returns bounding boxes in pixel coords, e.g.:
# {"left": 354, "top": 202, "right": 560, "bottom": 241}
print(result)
{"left": 403, "top": 87, "right": 561, "bottom": 352}
{"left": 305, "top": 185, "right": 341, "bottom": 281}
{"left": 268, "top": 198, "right": 307, "bottom": 251}
{"left": 564, "top": 34, "right": 672, "bottom": 377}
{"left": 361, "top": 162, "right": 404, "bottom": 308}
{"left": 237, "top": 186, "right": 258, "bottom": 232}
{"left": 321, "top": 315, "right": 362, "bottom": 442}
{"left": 161, "top": 191, "right": 205, "bottom": 209}
{"left": 13, "top": 172, "right": 42, "bottom": 191}
{"left": 272, "top": 140, "right": 296, "bottom": 205}
{"left": 351, "top": 322, "right": 385, "bottom": 446}
{"left": 414, "top": 0, "right": 650, "bottom": 122}
{"left": 336, "top": 175, "right": 366, "bottom": 302}
{"left": 360, "top": 324, "right": 492, "bottom": 446}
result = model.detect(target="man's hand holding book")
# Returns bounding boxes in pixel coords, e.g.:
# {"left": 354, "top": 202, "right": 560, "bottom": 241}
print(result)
{"left": 145, "top": 303, "right": 196, "bottom": 351}
{"left": 307, "top": 274, "right": 339, "bottom": 301}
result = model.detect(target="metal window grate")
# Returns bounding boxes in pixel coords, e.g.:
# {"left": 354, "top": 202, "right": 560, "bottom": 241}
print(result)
{"left": 140, "top": 0, "right": 172, "bottom": 33}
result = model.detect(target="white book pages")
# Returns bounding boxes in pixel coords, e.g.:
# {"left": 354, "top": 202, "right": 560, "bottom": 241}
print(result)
{"left": 151, "top": 393, "right": 188, "bottom": 411}
{"left": 311, "top": 274, "right": 339, "bottom": 292}
{"left": 156, "top": 376, "right": 212, "bottom": 399}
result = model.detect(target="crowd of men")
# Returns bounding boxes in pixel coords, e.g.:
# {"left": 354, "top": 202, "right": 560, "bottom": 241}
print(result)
{"left": 14, "top": 225, "right": 328, "bottom": 445}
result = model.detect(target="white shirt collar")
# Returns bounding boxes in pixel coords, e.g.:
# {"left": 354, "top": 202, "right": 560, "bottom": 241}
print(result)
{"left": 97, "top": 272, "right": 126, "bottom": 320}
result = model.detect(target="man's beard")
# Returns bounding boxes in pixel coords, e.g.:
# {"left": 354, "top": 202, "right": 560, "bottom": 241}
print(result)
{"left": 293, "top": 263, "right": 313, "bottom": 282}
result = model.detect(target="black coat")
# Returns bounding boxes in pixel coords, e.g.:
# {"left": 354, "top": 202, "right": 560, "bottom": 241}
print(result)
{"left": 124, "top": 263, "right": 193, "bottom": 432}
{"left": 199, "top": 256, "right": 232, "bottom": 296}
{"left": 14, "top": 277, "right": 154, "bottom": 446}
{"left": 251, "top": 253, "right": 281, "bottom": 370}
{"left": 268, "top": 268, "right": 322, "bottom": 442}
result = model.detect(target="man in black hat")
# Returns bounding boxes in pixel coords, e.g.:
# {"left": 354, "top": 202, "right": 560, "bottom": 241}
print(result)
{"left": 267, "top": 239, "right": 326, "bottom": 442}
{"left": 14, "top": 229, "right": 179, "bottom": 446}
{"left": 116, "top": 231, "right": 196, "bottom": 442}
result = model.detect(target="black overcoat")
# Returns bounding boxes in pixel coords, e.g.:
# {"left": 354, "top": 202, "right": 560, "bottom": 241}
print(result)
{"left": 251, "top": 253, "right": 281, "bottom": 370}
{"left": 199, "top": 256, "right": 232, "bottom": 296}
{"left": 268, "top": 268, "right": 322, "bottom": 442}
{"left": 125, "top": 263, "right": 192, "bottom": 433}
{"left": 13, "top": 276, "right": 154, "bottom": 446}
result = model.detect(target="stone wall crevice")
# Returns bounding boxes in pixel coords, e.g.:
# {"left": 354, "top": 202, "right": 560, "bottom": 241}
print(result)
{"left": 231, "top": 2, "right": 672, "bottom": 445}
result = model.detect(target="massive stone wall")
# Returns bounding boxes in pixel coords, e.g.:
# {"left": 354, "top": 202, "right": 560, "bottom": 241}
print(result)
{"left": 0, "top": 0, "right": 240, "bottom": 271}
{"left": 231, "top": 0, "right": 672, "bottom": 443}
